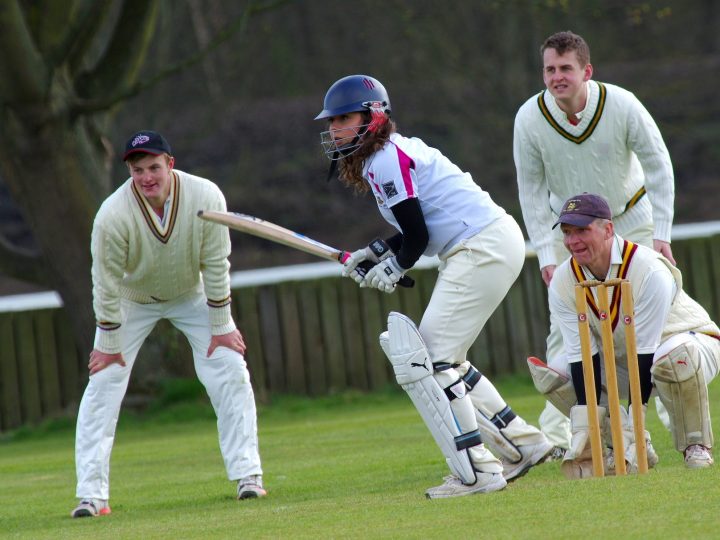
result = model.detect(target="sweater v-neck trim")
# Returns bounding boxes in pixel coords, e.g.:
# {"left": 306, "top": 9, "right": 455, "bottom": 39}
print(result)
{"left": 537, "top": 81, "right": 606, "bottom": 144}
{"left": 131, "top": 172, "right": 180, "bottom": 244}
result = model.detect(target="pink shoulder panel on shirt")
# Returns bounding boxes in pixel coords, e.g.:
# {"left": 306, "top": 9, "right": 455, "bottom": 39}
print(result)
{"left": 393, "top": 143, "right": 416, "bottom": 197}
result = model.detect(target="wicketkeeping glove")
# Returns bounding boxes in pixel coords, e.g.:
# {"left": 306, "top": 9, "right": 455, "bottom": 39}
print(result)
{"left": 360, "top": 256, "right": 406, "bottom": 293}
{"left": 342, "top": 238, "right": 394, "bottom": 283}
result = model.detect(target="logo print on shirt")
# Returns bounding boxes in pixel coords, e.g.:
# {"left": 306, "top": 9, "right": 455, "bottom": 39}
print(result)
{"left": 382, "top": 181, "right": 398, "bottom": 198}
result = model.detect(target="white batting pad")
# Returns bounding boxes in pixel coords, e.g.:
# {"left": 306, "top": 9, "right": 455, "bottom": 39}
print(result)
{"left": 651, "top": 339, "right": 713, "bottom": 451}
{"left": 383, "top": 311, "right": 477, "bottom": 484}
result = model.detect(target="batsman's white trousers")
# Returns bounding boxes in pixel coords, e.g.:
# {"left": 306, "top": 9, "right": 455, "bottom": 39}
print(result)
{"left": 419, "top": 213, "right": 525, "bottom": 366}
{"left": 75, "top": 290, "right": 262, "bottom": 500}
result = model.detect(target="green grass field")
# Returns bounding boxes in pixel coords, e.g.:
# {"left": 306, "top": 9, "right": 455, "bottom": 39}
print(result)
{"left": 2, "top": 375, "right": 720, "bottom": 539}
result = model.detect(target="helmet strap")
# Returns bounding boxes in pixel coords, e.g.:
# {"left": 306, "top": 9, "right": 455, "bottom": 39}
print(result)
{"left": 326, "top": 155, "right": 339, "bottom": 182}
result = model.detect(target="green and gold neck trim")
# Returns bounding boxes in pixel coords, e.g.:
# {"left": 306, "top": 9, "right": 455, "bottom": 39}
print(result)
{"left": 537, "top": 82, "right": 606, "bottom": 144}
{"left": 131, "top": 171, "right": 180, "bottom": 244}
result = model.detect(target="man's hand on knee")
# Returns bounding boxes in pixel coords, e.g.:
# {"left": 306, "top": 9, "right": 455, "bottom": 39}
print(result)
{"left": 208, "top": 329, "right": 246, "bottom": 357}
{"left": 88, "top": 349, "right": 126, "bottom": 375}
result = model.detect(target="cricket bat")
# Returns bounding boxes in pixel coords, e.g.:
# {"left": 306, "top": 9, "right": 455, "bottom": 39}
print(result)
{"left": 197, "top": 210, "right": 414, "bottom": 288}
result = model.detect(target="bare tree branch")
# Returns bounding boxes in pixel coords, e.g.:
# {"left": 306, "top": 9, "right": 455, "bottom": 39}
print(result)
{"left": 67, "top": 2, "right": 117, "bottom": 77}
{"left": 74, "top": 0, "right": 160, "bottom": 104}
{"left": 188, "top": 0, "right": 224, "bottom": 101}
{"left": 0, "top": 0, "right": 47, "bottom": 102}
{"left": 32, "top": 0, "right": 114, "bottom": 70}
{"left": 70, "top": 0, "right": 291, "bottom": 115}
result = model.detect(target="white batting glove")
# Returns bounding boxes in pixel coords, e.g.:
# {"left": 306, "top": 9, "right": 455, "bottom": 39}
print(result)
{"left": 342, "top": 248, "right": 374, "bottom": 283}
{"left": 342, "top": 238, "right": 394, "bottom": 283}
{"left": 360, "top": 256, "right": 405, "bottom": 293}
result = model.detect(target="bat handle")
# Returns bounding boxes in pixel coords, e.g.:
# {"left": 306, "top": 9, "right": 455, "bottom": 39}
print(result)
{"left": 339, "top": 252, "right": 415, "bottom": 289}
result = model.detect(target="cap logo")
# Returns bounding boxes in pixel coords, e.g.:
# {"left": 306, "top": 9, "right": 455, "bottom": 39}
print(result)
{"left": 131, "top": 135, "right": 150, "bottom": 147}
{"left": 565, "top": 200, "right": 579, "bottom": 212}
{"left": 362, "top": 78, "right": 375, "bottom": 89}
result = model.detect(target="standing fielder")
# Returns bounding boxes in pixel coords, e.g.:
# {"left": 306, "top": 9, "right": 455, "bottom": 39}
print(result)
{"left": 316, "top": 75, "right": 551, "bottom": 498}
{"left": 513, "top": 31, "right": 676, "bottom": 455}
{"left": 72, "top": 131, "right": 264, "bottom": 518}
{"left": 549, "top": 193, "right": 717, "bottom": 476}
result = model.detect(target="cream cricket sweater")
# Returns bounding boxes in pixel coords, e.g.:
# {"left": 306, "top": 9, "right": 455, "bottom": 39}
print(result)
{"left": 91, "top": 170, "right": 235, "bottom": 353}
{"left": 514, "top": 80, "right": 675, "bottom": 268}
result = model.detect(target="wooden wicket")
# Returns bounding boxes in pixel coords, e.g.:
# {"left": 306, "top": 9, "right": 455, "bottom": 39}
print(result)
{"left": 574, "top": 278, "right": 648, "bottom": 477}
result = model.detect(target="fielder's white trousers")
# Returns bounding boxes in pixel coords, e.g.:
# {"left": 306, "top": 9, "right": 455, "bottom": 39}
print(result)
{"left": 75, "top": 291, "right": 262, "bottom": 500}
{"left": 540, "top": 199, "right": 655, "bottom": 448}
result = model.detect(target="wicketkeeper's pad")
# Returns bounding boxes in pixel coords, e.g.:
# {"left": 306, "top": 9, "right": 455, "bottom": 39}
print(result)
{"left": 380, "top": 311, "right": 478, "bottom": 484}
{"left": 527, "top": 357, "right": 577, "bottom": 416}
{"left": 651, "top": 339, "right": 713, "bottom": 451}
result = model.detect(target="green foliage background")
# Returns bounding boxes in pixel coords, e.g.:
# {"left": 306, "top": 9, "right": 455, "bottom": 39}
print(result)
{"left": 108, "top": 0, "right": 720, "bottom": 270}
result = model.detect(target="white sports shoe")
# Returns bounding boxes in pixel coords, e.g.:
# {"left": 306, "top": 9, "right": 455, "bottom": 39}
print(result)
{"left": 237, "top": 475, "right": 267, "bottom": 499}
{"left": 502, "top": 439, "right": 553, "bottom": 482}
{"left": 684, "top": 445, "right": 714, "bottom": 469}
{"left": 425, "top": 472, "right": 506, "bottom": 499}
{"left": 71, "top": 498, "right": 111, "bottom": 518}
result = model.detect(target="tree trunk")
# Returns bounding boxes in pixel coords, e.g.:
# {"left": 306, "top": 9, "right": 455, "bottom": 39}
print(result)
{"left": 0, "top": 105, "right": 109, "bottom": 356}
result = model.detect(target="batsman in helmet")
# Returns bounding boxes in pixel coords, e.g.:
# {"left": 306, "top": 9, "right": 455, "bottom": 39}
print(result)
{"left": 315, "top": 75, "right": 552, "bottom": 498}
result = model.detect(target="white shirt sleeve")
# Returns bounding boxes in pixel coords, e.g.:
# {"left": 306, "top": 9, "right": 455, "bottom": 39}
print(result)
{"left": 633, "top": 266, "right": 676, "bottom": 353}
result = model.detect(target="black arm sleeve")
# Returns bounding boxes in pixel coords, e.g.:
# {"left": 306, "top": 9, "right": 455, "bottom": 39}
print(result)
{"left": 570, "top": 354, "right": 602, "bottom": 406}
{"left": 630, "top": 353, "right": 654, "bottom": 406}
{"left": 386, "top": 198, "right": 429, "bottom": 270}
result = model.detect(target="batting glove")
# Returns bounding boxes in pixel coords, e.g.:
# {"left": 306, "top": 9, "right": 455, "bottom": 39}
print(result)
{"left": 342, "top": 238, "right": 394, "bottom": 283}
{"left": 360, "top": 256, "right": 405, "bottom": 293}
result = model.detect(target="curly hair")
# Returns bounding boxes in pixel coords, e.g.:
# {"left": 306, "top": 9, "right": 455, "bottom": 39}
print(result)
{"left": 540, "top": 31, "right": 591, "bottom": 66}
{"left": 337, "top": 113, "right": 396, "bottom": 194}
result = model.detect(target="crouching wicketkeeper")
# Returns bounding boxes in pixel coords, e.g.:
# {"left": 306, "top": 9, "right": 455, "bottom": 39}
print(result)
{"left": 530, "top": 193, "right": 719, "bottom": 478}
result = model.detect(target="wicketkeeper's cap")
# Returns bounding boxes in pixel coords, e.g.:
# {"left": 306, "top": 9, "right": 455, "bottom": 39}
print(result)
{"left": 553, "top": 193, "right": 612, "bottom": 229}
{"left": 123, "top": 130, "right": 172, "bottom": 161}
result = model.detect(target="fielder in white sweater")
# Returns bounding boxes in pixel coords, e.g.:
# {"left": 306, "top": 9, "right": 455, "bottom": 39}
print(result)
{"left": 72, "top": 131, "right": 264, "bottom": 519}
{"left": 514, "top": 31, "right": 676, "bottom": 452}
{"left": 514, "top": 78, "right": 675, "bottom": 269}
{"left": 91, "top": 169, "right": 235, "bottom": 352}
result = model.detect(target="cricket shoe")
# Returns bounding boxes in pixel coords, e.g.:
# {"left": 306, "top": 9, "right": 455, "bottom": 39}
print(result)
{"left": 684, "top": 445, "right": 714, "bottom": 469}
{"left": 71, "top": 499, "right": 111, "bottom": 518}
{"left": 237, "top": 475, "right": 267, "bottom": 499}
{"left": 502, "top": 439, "right": 554, "bottom": 482}
{"left": 425, "top": 472, "right": 506, "bottom": 499}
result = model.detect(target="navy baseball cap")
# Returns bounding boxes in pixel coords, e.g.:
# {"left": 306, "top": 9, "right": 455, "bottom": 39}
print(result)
{"left": 553, "top": 193, "right": 612, "bottom": 229}
{"left": 123, "top": 130, "right": 172, "bottom": 161}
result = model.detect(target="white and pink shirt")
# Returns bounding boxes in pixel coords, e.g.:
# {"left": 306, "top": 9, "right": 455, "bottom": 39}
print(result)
{"left": 363, "top": 133, "right": 505, "bottom": 257}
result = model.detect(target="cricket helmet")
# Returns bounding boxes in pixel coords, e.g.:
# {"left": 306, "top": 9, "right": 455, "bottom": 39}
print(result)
{"left": 315, "top": 75, "right": 391, "bottom": 120}
{"left": 316, "top": 75, "right": 391, "bottom": 161}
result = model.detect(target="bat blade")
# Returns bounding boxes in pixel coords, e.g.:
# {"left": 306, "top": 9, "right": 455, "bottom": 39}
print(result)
{"left": 197, "top": 210, "right": 343, "bottom": 262}
{"left": 197, "top": 209, "right": 414, "bottom": 288}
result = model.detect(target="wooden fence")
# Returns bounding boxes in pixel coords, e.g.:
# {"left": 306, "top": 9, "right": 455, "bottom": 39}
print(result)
{"left": 1, "top": 228, "right": 719, "bottom": 433}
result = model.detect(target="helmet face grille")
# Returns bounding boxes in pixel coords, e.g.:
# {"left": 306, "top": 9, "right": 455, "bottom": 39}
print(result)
{"left": 318, "top": 121, "right": 374, "bottom": 160}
